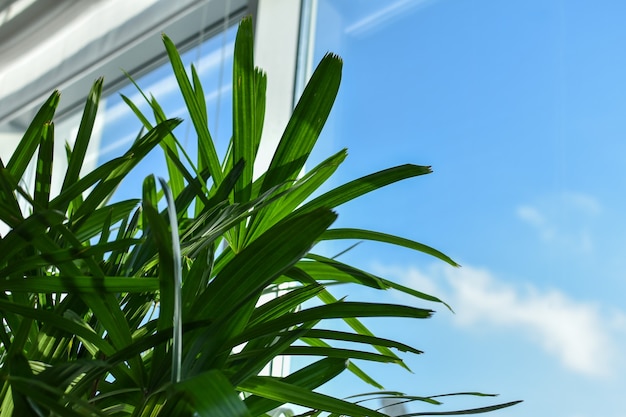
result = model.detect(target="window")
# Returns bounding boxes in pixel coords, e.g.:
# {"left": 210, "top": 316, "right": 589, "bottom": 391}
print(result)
{"left": 54, "top": 24, "right": 239, "bottom": 202}
{"left": 0, "top": 0, "right": 251, "bottom": 207}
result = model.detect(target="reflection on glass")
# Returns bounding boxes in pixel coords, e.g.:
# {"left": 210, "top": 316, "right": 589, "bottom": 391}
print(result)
{"left": 56, "top": 24, "right": 237, "bottom": 202}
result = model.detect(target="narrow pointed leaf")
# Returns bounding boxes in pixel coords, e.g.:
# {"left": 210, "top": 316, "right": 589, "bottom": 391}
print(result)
{"left": 169, "top": 370, "right": 252, "bottom": 417}
{"left": 296, "top": 256, "right": 386, "bottom": 289}
{"left": 61, "top": 78, "right": 103, "bottom": 193}
{"left": 195, "top": 208, "right": 337, "bottom": 320}
{"left": 158, "top": 177, "right": 183, "bottom": 383}
{"left": 33, "top": 122, "right": 54, "bottom": 211}
{"left": 398, "top": 401, "right": 523, "bottom": 416}
{"left": 142, "top": 175, "right": 175, "bottom": 385}
{"left": 71, "top": 118, "right": 181, "bottom": 222}
{"left": 73, "top": 199, "right": 139, "bottom": 242}
{"left": 248, "top": 284, "right": 324, "bottom": 327}
{"left": 281, "top": 346, "right": 402, "bottom": 364}
{"left": 296, "top": 164, "right": 432, "bottom": 215}
{"left": 316, "top": 289, "right": 410, "bottom": 371}
{"left": 301, "top": 329, "right": 423, "bottom": 354}
{"left": 261, "top": 53, "right": 342, "bottom": 195}
{"left": 321, "top": 228, "right": 459, "bottom": 267}
{"left": 247, "top": 149, "right": 347, "bottom": 243}
{"left": 240, "top": 376, "right": 387, "bottom": 417}
{"left": 232, "top": 302, "right": 433, "bottom": 347}
{"left": 0, "top": 298, "right": 115, "bottom": 355}
{"left": 0, "top": 161, "right": 27, "bottom": 228}
{"left": 7, "top": 90, "right": 60, "bottom": 180}
{"left": 244, "top": 358, "right": 347, "bottom": 416}
{"left": 232, "top": 16, "right": 259, "bottom": 205}
{"left": 162, "top": 34, "right": 223, "bottom": 184}
{"left": 0, "top": 275, "right": 158, "bottom": 293}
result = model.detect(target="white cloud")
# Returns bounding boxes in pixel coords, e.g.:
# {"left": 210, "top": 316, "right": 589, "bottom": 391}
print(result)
{"left": 448, "top": 265, "right": 614, "bottom": 377}
{"left": 517, "top": 205, "right": 555, "bottom": 240}
{"left": 376, "top": 262, "right": 624, "bottom": 378}
{"left": 517, "top": 191, "right": 601, "bottom": 253}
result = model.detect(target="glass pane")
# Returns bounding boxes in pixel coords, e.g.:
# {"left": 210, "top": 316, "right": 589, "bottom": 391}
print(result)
{"left": 305, "top": 1, "right": 626, "bottom": 416}
{"left": 55, "top": 24, "right": 237, "bottom": 202}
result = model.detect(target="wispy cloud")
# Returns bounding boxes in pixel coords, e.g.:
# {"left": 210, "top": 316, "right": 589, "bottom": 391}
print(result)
{"left": 517, "top": 191, "right": 601, "bottom": 253}
{"left": 517, "top": 205, "right": 555, "bottom": 240}
{"left": 376, "top": 262, "right": 625, "bottom": 378}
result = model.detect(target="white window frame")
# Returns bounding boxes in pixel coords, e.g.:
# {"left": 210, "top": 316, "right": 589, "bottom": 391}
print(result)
{"left": 0, "top": 0, "right": 249, "bottom": 128}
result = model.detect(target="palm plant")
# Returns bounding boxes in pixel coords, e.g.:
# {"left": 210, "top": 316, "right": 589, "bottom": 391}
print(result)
{"left": 0, "top": 17, "right": 520, "bottom": 416}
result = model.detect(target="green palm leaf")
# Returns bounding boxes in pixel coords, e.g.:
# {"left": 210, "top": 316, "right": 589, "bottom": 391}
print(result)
{"left": 0, "top": 15, "right": 519, "bottom": 417}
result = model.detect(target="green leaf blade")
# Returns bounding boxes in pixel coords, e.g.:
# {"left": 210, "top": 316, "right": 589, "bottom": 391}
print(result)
{"left": 260, "top": 53, "right": 342, "bottom": 195}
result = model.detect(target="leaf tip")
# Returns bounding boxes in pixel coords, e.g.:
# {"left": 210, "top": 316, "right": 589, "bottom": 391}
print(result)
{"left": 324, "top": 51, "right": 343, "bottom": 64}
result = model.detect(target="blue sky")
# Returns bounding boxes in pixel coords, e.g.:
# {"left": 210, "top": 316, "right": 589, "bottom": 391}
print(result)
{"left": 301, "top": 1, "right": 626, "bottom": 416}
